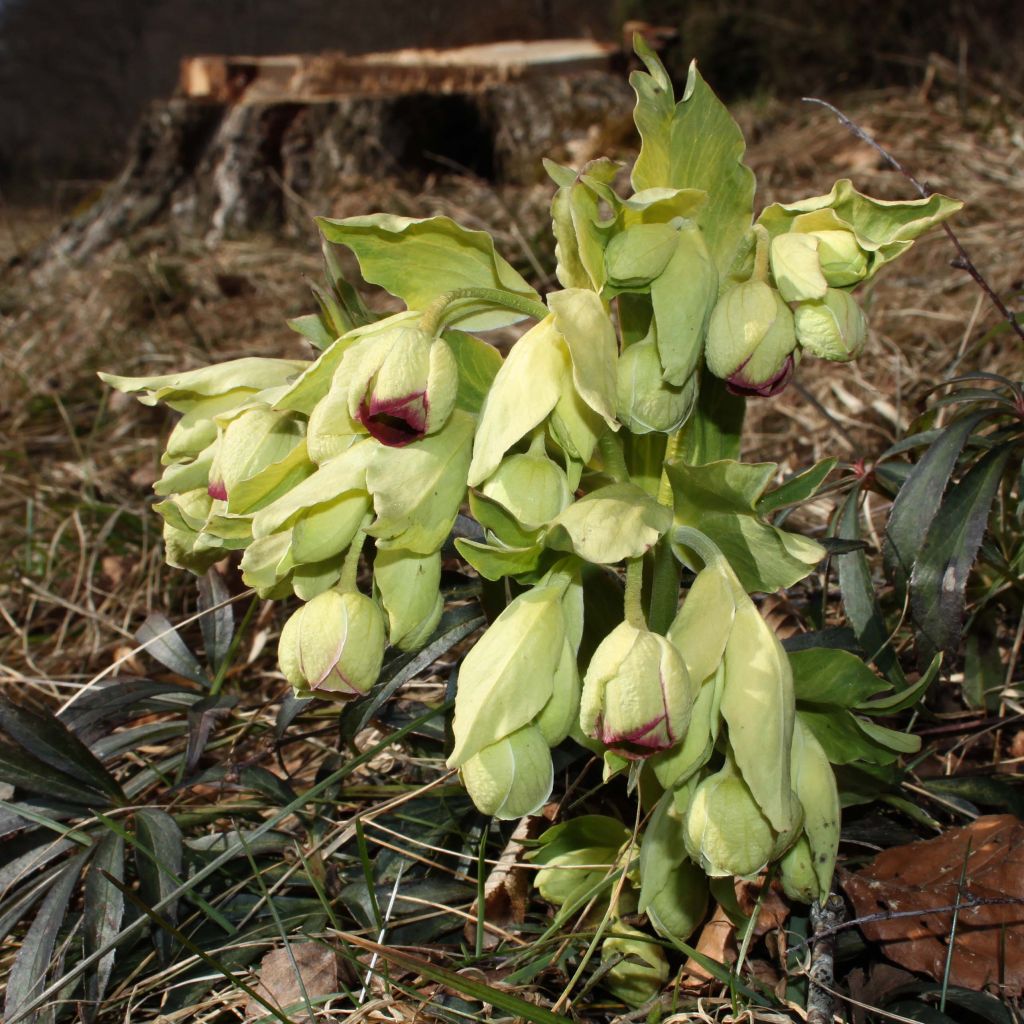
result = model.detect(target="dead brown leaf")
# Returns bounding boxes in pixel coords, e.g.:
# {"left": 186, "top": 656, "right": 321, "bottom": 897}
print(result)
{"left": 842, "top": 814, "right": 1024, "bottom": 996}
{"left": 680, "top": 904, "right": 737, "bottom": 989}
{"left": 244, "top": 941, "right": 338, "bottom": 1021}
{"left": 464, "top": 814, "right": 542, "bottom": 950}
{"left": 735, "top": 877, "right": 791, "bottom": 937}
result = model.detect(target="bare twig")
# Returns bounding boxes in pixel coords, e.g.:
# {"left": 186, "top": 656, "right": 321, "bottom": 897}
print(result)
{"left": 807, "top": 894, "right": 844, "bottom": 1024}
{"left": 803, "top": 97, "right": 1024, "bottom": 345}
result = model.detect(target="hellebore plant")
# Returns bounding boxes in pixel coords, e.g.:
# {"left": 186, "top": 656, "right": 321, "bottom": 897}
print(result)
{"left": 103, "top": 39, "right": 960, "bottom": 1006}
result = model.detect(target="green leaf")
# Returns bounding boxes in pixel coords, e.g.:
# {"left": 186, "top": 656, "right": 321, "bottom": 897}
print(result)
{"left": 911, "top": 444, "right": 1015, "bottom": 660}
{"left": 856, "top": 654, "right": 940, "bottom": 714}
{"left": 547, "top": 483, "right": 672, "bottom": 564}
{"left": 796, "top": 708, "right": 902, "bottom": 765}
{"left": 0, "top": 740, "right": 111, "bottom": 806}
{"left": 286, "top": 312, "right": 334, "bottom": 351}
{"left": 603, "top": 223, "right": 679, "bottom": 286}
{"left": 317, "top": 213, "right": 540, "bottom": 330}
{"left": 443, "top": 330, "right": 502, "bottom": 415}
{"left": 455, "top": 537, "right": 546, "bottom": 581}
{"left": 883, "top": 410, "right": 991, "bottom": 597}
{"left": 963, "top": 612, "right": 1004, "bottom": 711}
{"left": 366, "top": 410, "right": 475, "bottom": 554}
{"left": 0, "top": 696, "right": 124, "bottom": 804}
{"left": 548, "top": 289, "right": 618, "bottom": 427}
{"left": 836, "top": 486, "right": 905, "bottom": 684}
{"left": 197, "top": 570, "right": 234, "bottom": 675}
{"left": 82, "top": 832, "right": 125, "bottom": 1022}
{"left": 531, "top": 815, "right": 631, "bottom": 862}
{"left": 757, "top": 458, "right": 837, "bottom": 515}
{"left": 630, "top": 43, "right": 756, "bottom": 276}
{"left": 919, "top": 776, "right": 1024, "bottom": 820}
{"left": 134, "top": 809, "right": 184, "bottom": 963}
{"left": 855, "top": 717, "right": 921, "bottom": 755}
{"left": 5, "top": 850, "right": 89, "bottom": 1022}
{"left": 134, "top": 612, "right": 210, "bottom": 687}
{"left": 790, "top": 648, "right": 890, "bottom": 707}
{"left": 668, "top": 459, "right": 824, "bottom": 592}
{"left": 757, "top": 179, "right": 962, "bottom": 280}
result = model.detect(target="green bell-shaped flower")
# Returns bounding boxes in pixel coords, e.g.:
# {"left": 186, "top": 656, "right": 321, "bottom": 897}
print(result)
{"left": 342, "top": 323, "right": 458, "bottom": 446}
{"left": 778, "top": 834, "right": 821, "bottom": 903}
{"left": 278, "top": 588, "right": 386, "bottom": 700}
{"left": 479, "top": 446, "right": 573, "bottom": 531}
{"left": 580, "top": 621, "right": 694, "bottom": 757}
{"left": 704, "top": 280, "right": 797, "bottom": 398}
{"left": 460, "top": 723, "right": 553, "bottom": 819}
{"left": 600, "top": 924, "right": 670, "bottom": 1007}
{"left": 448, "top": 583, "right": 570, "bottom": 766}
{"left": 794, "top": 288, "right": 867, "bottom": 362}
{"left": 616, "top": 336, "right": 697, "bottom": 434}
{"left": 683, "top": 758, "right": 777, "bottom": 878}
{"left": 206, "top": 405, "right": 311, "bottom": 514}
{"left": 811, "top": 227, "right": 869, "bottom": 286}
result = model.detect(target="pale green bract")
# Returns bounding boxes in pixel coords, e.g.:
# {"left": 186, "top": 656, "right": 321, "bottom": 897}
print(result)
{"left": 99, "top": 37, "right": 961, "bottom": 1004}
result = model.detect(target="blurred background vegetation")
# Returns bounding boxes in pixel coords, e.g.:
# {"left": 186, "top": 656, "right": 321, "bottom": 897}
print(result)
{"left": 1, "top": 0, "right": 1021, "bottom": 191}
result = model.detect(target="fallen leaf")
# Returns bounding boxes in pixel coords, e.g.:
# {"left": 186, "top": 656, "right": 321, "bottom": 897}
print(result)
{"left": 464, "top": 814, "right": 542, "bottom": 950}
{"left": 842, "top": 814, "right": 1024, "bottom": 996}
{"left": 735, "top": 877, "right": 791, "bottom": 937}
{"left": 245, "top": 941, "right": 339, "bottom": 1021}
{"left": 680, "top": 904, "right": 736, "bottom": 989}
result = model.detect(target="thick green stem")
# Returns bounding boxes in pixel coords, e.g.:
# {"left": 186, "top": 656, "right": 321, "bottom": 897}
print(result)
{"left": 647, "top": 539, "right": 681, "bottom": 635}
{"left": 338, "top": 517, "right": 372, "bottom": 593}
{"left": 624, "top": 556, "right": 647, "bottom": 630}
{"left": 419, "top": 287, "right": 549, "bottom": 335}
{"left": 656, "top": 429, "right": 683, "bottom": 507}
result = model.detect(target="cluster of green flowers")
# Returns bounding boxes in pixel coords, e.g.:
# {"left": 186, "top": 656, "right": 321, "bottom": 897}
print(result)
{"left": 103, "top": 38, "right": 959, "bottom": 1007}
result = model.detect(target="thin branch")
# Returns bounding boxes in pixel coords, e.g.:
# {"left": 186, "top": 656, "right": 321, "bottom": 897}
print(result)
{"left": 803, "top": 97, "right": 1024, "bottom": 345}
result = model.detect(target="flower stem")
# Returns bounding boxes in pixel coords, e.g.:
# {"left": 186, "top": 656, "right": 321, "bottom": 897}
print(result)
{"left": 338, "top": 516, "right": 373, "bottom": 593}
{"left": 419, "top": 287, "right": 549, "bottom": 335}
{"left": 624, "top": 556, "right": 646, "bottom": 629}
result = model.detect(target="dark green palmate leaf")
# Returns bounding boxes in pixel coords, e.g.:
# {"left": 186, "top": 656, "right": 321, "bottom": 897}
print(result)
{"left": 789, "top": 647, "right": 890, "bottom": 707}
{"left": 0, "top": 696, "right": 124, "bottom": 804}
{"left": 0, "top": 740, "right": 114, "bottom": 807}
{"left": 910, "top": 443, "right": 1016, "bottom": 661}
{"left": 197, "top": 569, "right": 234, "bottom": 675}
{"left": 81, "top": 831, "right": 125, "bottom": 1023}
{"left": 836, "top": 486, "right": 905, "bottom": 684}
{"left": 679, "top": 375, "right": 745, "bottom": 465}
{"left": 757, "top": 458, "right": 837, "bottom": 515}
{"left": 133, "top": 809, "right": 184, "bottom": 963}
{"left": 4, "top": 849, "right": 90, "bottom": 1024}
{"left": 883, "top": 409, "right": 992, "bottom": 598}
{"left": 135, "top": 612, "right": 210, "bottom": 687}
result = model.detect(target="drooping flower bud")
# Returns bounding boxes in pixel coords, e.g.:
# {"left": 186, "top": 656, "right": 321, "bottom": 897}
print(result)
{"left": 343, "top": 323, "right": 458, "bottom": 446}
{"left": 600, "top": 924, "right": 670, "bottom": 1007}
{"left": 778, "top": 835, "right": 821, "bottom": 903}
{"left": 460, "top": 724, "right": 553, "bottom": 819}
{"left": 372, "top": 547, "right": 443, "bottom": 652}
{"left": 704, "top": 281, "right": 798, "bottom": 397}
{"left": 580, "top": 621, "right": 694, "bottom": 757}
{"left": 794, "top": 288, "right": 867, "bottom": 362}
{"left": 616, "top": 336, "right": 697, "bottom": 434}
{"left": 683, "top": 759, "right": 777, "bottom": 878}
{"left": 811, "top": 228, "right": 868, "bottom": 286}
{"left": 479, "top": 450, "right": 573, "bottom": 531}
{"left": 206, "top": 405, "right": 310, "bottom": 513}
{"left": 278, "top": 589, "right": 386, "bottom": 700}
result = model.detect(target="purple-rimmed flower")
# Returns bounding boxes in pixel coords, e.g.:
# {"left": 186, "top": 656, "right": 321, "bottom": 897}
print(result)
{"left": 580, "top": 621, "right": 695, "bottom": 758}
{"left": 705, "top": 280, "right": 798, "bottom": 399}
{"left": 344, "top": 324, "right": 457, "bottom": 447}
